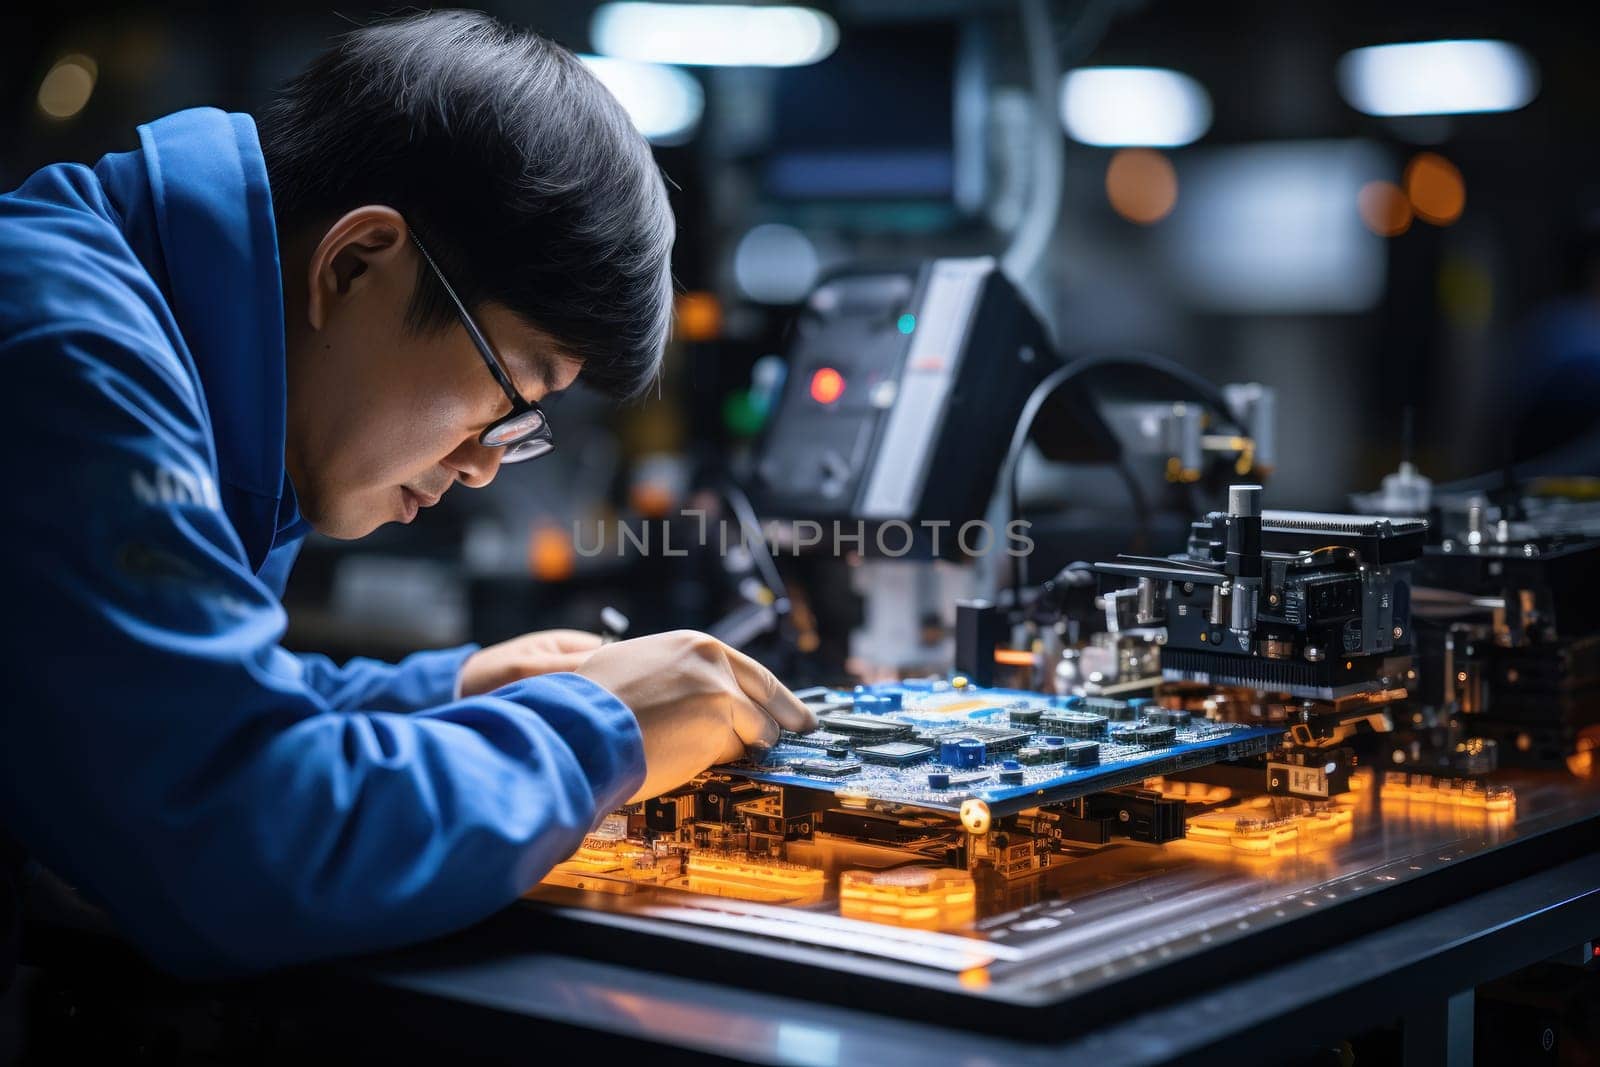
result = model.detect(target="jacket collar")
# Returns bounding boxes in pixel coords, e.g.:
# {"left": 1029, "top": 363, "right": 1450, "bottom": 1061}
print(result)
{"left": 135, "top": 108, "right": 304, "bottom": 569}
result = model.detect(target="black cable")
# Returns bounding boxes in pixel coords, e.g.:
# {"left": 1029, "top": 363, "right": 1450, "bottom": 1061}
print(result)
{"left": 1004, "top": 350, "right": 1239, "bottom": 610}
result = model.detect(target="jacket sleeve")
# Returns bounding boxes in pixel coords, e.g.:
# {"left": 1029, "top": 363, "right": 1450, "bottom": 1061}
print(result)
{"left": 0, "top": 323, "right": 645, "bottom": 977}
{"left": 291, "top": 646, "right": 481, "bottom": 713}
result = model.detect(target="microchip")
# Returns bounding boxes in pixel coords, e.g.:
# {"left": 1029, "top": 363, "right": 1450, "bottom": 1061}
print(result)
{"left": 1006, "top": 705, "right": 1044, "bottom": 726}
{"left": 1121, "top": 724, "right": 1177, "bottom": 746}
{"left": 1085, "top": 696, "right": 1138, "bottom": 721}
{"left": 780, "top": 729, "right": 854, "bottom": 751}
{"left": 818, "top": 714, "right": 915, "bottom": 740}
{"left": 1039, "top": 711, "right": 1108, "bottom": 739}
{"left": 934, "top": 726, "right": 1030, "bottom": 751}
{"left": 855, "top": 742, "right": 936, "bottom": 767}
{"left": 928, "top": 770, "right": 994, "bottom": 790}
{"left": 1063, "top": 740, "right": 1101, "bottom": 767}
{"left": 793, "top": 687, "right": 853, "bottom": 715}
{"left": 1146, "top": 707, "right": 1191, "bottom": 728}
{"left": 793, "top": 759, "right": 863, "bottom": 778}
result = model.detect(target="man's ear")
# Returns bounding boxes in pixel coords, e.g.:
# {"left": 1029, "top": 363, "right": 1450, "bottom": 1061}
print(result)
{"left": 305, "top": 206, "right": 409, "bottom": 331}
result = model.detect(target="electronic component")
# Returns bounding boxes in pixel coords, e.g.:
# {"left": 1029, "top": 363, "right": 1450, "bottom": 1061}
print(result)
{"left": 1379, "top": 771, "right": 1516, "bottom": 814}
{"left": 685, "top": 852, "right": 827, "bottom": 904}
{"left": 696, "top": 778, "right": 763, "bottom": 823}
{"left": 955, "top": 599, "right": 1001, "bottom": 687}
{"left": 792, "top": 759, "right": 863, "bottom": 778}
{"left": 1267, "top": 747, "right": 1354, "bottom": 800}
{"left": 914, "top": 724, "right": 1034, "bottom": 757}
{"left": 1007, "top": 705, "right": 1043, "bottom": 726}
{"left": 1084, "top": 790, "right": 1188, "bottom": 843}
{"left": 1119, "top": 723, "right": 1177, "bottom": 747}
{"left": 838, "top": 867, "right": 976, "bottom": 931}
{"left": 1147, "top": 707, "right": 1191, "bottom": 727}
{"left": 778, "top": 729, "right": 855, "bottom": 752}
{"left": 929, "top": 770, "right": 994, "bottom": 790}
{"left": 1039, "top": 711, "right": 1108, "bottom": 738}
{"left": 818, "top": 713, "right": 915, "bottom": 740}
{"left": 856, "top": 741, "right": 937, "bottom": 767}
{"left": 942, "top": 738, "right": 987, "bottom": 768}
{"left": 721, "top": 681, "right": 1279, "bottom": 815}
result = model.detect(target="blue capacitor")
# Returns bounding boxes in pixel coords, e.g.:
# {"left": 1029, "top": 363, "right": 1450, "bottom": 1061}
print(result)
{"left": 853, "top": 694, "right": 892, "bottom": 714}
{"left": 939, "top": 736, "right": 972, "bottom": 764}
{"left": 954, "top": 739, "right": 986, "bottom": 768}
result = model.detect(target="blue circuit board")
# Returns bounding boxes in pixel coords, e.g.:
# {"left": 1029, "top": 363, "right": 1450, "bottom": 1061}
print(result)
{"left": 715, "top": 679, "right": 1283, "bottom": 816}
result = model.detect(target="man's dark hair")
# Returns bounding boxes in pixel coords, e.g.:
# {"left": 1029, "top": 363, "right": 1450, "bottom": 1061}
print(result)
{"left": 260, "top": 10, "right": 673, "bottom": 399}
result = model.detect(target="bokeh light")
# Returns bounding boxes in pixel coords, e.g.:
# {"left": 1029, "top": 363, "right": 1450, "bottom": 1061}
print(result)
{"left": 1404, "top": 152, "right": 1466, "bottom": 225}
{"left": 674, "top": 291, "right": 723, "bottom": 342}
{"left": 1357, "top": 180, "right": 1413, "bottom": 237}
{"left": 37, "top": 54, "right": 97, "bottom": 120}
{"left": 1105, "top": 148, "right": 1178, "bottom": 225}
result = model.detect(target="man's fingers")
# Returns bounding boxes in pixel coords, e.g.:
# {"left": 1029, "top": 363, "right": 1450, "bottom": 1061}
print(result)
{"left": 723, "top": 691, "right": 782, "bottom": 763}
{"left": 722, "top": 645, "right": 817, "bottom": 733}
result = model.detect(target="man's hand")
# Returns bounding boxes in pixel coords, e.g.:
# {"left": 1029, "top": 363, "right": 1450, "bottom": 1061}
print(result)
{"left": 458, "top": 629, "right": 606, "bottom": 697}
{"left": 576, "top": 630, "right": 818, "bottom": 804}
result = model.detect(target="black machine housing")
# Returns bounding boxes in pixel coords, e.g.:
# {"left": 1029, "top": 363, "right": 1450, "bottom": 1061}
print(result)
{"left": 750, "top": 258, "right": 1113, "bottom": 550}
{"left": 1096, "top": 489, "right": 1426, "bottom": 701}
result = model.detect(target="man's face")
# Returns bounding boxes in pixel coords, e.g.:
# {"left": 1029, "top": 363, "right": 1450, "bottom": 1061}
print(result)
{"left": 283, "top": 209, "right": 583, "bottom": 539}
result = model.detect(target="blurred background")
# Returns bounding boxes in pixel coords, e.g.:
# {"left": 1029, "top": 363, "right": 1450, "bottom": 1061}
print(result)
{"left": 7, "top": 2, "right": 1598, "bottom": 680}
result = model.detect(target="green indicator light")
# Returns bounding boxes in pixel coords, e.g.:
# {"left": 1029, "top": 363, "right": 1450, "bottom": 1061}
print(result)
{"left": 897, "top": 313, "right": 916, "bottom": 335}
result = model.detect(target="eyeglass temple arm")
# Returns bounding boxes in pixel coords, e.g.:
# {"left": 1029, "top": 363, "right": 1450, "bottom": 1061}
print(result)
{"left": 408, "top": 231, "right": 529, "bottom": 411}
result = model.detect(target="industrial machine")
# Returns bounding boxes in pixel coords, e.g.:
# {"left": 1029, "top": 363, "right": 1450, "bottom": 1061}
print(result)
{"left": 517, "top": 475, "right": 1600, "bottom": 1041}
{"left": 503, "top": 253, "right": 1600, "bottom": 1044}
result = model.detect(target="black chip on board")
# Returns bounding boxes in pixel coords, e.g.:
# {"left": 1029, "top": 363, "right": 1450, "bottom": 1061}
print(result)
{"left": 855, "top": 742, "right": 936, "bottom": 767}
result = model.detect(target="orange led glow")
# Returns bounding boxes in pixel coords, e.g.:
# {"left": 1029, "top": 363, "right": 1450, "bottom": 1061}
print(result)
{"left": 673, "top": 291, "right": 723, "bottom": 342}
{"left": 528, "top": 523, "right": 576, "bottom": 581}
{"left": 839, "top": 868, "right": 976, "bottom": 931}
{"left": 1380, "top": 771, "right": 1515, "bottom": 814}
{"left": 1105, "top": 148, "right": 1178, "bottom": 225}
{"left": 809, "top": 366, "right": 845, "bottom": 405}
{"left": 686, "top": 852, "right": 826, "bottom": 904}
{"left": 1358, "top": 180, "right": 1413, "bottom": 237}
{"left": 993, "top": 648, "right": 1036, "bottom": 667}
{"left": 1566, "top": 727, "right": 1600, "bottom": 779}
{"left": 1405, "top": 152, "right": 1466, "bottom": 225}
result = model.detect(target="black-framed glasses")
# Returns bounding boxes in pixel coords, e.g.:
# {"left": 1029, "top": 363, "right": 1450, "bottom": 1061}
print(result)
{"left": 410, "top": 230, "right": 555, "bottom": 463}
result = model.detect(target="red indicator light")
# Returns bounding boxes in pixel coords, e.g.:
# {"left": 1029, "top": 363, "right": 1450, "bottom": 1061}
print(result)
{"left": 810, "top": 367, "right": 845, "bottom": 405}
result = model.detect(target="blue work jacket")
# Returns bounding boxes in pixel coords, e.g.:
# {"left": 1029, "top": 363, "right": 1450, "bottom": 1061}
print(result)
{"left": 0, "top": 108, "right": 644, "bottom": 977}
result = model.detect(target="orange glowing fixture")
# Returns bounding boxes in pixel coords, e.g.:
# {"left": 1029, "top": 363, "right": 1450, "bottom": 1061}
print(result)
{"left": 839, "top": 867, "right": 977, "bottom": 931}
{"left": 809, "top": 366, "right": 845, "bottom": 405}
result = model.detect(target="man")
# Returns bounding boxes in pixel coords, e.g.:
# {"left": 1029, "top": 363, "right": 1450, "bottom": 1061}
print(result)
{"left": 0, "top": 10, "right": 814, "bottom": 980}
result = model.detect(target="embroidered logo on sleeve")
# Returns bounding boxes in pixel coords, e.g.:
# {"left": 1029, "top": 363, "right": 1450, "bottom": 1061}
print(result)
{"left": 130, "top": 464, "right": 221, "bottom": 510}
